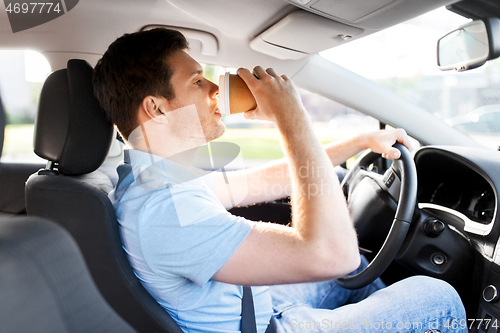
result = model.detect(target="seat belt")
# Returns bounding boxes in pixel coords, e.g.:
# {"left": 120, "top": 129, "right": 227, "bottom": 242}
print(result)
{"left": 241, "top": 286, "right": 276, "bottom": 333}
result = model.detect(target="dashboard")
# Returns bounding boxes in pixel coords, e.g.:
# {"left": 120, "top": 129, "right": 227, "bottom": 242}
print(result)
{"left": 412, "top": 146, "right": 500, "bottom": 333}
{"left": 415, "top": 146, "right": 498, "bottom": 236}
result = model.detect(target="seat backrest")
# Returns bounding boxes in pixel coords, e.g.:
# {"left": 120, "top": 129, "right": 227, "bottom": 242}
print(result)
{"left": 0, "top": 86, "right": 46, "bottom": 217}
{"left": 25, "top": 59, "right": 183, "bottom": 333}
{"left": 0, "top": 216, "right": 136, "bottom": 333}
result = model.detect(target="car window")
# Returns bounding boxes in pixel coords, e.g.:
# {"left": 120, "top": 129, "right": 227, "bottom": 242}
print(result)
{"left": 320, "top": 6, "right": 500, "bottom": 150}
{"left": 0, "top": 55, "right": 392, "bottom": 167}
{"left": 0, "top": 50, "right": 50, "bottom": 162}
{"left": 203, "top": 63, "right": 381, "bottom": 168}
{"left": 299, "top": 87, "right": 382, "bottom": 168}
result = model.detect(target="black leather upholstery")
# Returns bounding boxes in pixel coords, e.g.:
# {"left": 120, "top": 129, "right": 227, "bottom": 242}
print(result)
{"left": 26, "top": 59, "right": 183, "bottom": 333}
{"left": 34, "top": 59, "right": 114, "bottom": 175}
{"left": 0, "top": 162, "right": 44, "bottom": 215}
{"left": 0, "top": 216, "right": 136, "bottom": 333}
{"left": 0, "top": 91, "right": 45, "bottom": 217}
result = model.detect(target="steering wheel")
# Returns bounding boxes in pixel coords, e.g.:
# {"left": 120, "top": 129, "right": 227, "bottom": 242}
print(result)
{"left": 336, "top": 142, "right": 417, "bottom": 289}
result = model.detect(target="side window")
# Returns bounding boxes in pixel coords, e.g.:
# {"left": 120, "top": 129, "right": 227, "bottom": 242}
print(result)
{"left": 203, "top": 63, "right": 381, "bottom": 168}
{"left": 204, "top": 63, "right": 287, "bottom": 168}
{"left": 0, "top": 50, "right": 50, "bottom": 162}
{"left": 300, "top": 88, "right": 381, "bottom": 168}
{"left": 217, "top": 87, "right": 381, "bottom": 168}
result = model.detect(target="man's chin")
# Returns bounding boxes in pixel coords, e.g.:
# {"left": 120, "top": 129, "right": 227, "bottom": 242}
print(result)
{"left": 205, "top": 123, "right": 226, "bottom": 143}
{"left": 217, "top": 123, "right": 227, "bottom": 138}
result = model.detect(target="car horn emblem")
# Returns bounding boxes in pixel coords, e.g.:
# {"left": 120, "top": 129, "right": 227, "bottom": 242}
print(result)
{"left": 4, "top": 0, "right": 79, "bottom": 33}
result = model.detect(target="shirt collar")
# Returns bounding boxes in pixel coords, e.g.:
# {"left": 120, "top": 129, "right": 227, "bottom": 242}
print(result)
{"left": 124, "top": 148, "right": 207, "bottom": 187}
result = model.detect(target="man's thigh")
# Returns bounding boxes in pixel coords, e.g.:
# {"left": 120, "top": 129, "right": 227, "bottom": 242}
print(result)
{"left": 269, "top": 256, "right": 384, "bottom": 314}
{"left": 272, "top": 275, "right": 467, "bottom": 333}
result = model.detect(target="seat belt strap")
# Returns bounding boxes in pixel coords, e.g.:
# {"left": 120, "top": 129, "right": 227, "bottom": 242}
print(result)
{"left": 241, "top": 286, "right": 276, "bottom": 333}
{"left": 241, "top": 286, "right": 257, "bottom": 333}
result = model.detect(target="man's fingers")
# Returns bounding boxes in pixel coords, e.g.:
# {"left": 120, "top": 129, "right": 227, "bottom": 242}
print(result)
{"left": 237, "top": 67, "right": 263, "bottom": 93}
{"left": 395, "top": 128, "right": 413, "bottom": 152}
{"left": 381, "top": 148, "right": 401, "bottom": 160}
{"left": 237, "top": 67, "right": 250, "bottom": 76}
{"left": 238, "top": 66, "right": 285, "bottom": 84}
{"left": 237, "top": 68, "right": 256, "bottom": 83}
{"left": 367, "top": 128, "right": 412, "bottom": 160}
{"left": 252, "top": 66, "right": 267, "bottom": 79}
{"left": 390, "top": 147, "right": 401, "bottom": 159}
{"left": 236, "top": 66, "right": 298, "bottom": 123}
{"left": 266, "top": 68, "right": 279, "bottom": 78}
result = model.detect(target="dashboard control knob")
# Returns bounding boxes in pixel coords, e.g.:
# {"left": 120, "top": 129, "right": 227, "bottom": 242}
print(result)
{"left": 483, "top": 285, "right": 499, "bottom": 303}
{"left": 431, "top": 252, "right": 446, "bottom": 266}
{"left": 423, "top": 219, "right": 445, "bottom": 236}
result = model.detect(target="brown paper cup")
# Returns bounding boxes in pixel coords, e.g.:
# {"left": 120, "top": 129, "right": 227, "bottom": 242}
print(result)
{"left": 219, "top": 73, "right": 257, "bottom": 115}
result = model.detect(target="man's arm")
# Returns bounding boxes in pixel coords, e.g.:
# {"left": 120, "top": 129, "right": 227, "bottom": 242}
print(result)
{"left": 213, "top": 129, "right": 412, "bottom": 208}
{"left": 212, "top": 67, "right": 361, "bottom": 285}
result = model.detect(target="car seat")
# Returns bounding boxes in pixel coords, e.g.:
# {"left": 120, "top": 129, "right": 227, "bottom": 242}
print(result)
{"left": 25, "top": 59, "right": 184, "bottom": 333}
{"left": 0, "top": 216, "right": 136, "bottom": 333}
{"left": 0, "top": 91, "right": 44, "bottom": 217}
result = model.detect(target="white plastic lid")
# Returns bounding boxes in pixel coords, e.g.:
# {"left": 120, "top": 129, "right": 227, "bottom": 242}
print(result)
{"left": 218, "top": 72, "right": 230, "bottom": 115}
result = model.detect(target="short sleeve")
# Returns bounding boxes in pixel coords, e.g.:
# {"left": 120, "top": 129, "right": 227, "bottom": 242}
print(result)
{"left": 137, "top": 185, "right": 254, "bottom": 288}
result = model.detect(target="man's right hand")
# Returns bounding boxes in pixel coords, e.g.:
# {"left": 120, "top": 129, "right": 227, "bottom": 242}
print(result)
{"left": 237, "top": 66, "right": 307, "bottom": 126}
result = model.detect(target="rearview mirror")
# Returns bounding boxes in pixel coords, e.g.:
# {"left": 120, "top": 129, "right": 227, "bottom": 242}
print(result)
{"left": 437, "top": 18, "right": 500, "bottom": 71}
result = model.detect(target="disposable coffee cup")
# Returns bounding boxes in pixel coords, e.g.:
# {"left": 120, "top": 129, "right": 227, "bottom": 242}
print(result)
{"left": 218, "top": 72, "right": 257, "bottom": 115}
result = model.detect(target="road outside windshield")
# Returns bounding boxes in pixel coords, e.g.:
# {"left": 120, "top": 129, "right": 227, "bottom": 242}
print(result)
{"left": 321, "top": 7, "right": 500, "bottom": 150}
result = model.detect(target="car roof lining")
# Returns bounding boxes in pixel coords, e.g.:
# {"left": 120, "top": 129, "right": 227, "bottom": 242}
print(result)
{"left": 0, "top": 0, "right": 491, "bottom": 148}
{"left": 0, "top": 0, "right": 468, "bottom": 67}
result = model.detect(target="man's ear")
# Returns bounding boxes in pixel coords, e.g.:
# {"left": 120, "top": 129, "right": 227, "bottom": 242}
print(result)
{"left": 140, "top": 96, "right": 169, "bottom": 123}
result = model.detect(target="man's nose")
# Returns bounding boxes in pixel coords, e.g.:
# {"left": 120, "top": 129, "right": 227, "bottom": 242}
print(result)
{"left": 210, "top": 80, "right": 219, "bottom": 99}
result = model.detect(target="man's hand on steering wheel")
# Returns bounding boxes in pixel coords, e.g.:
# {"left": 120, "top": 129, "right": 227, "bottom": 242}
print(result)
{"left": 361, "top": 128, "right": 413, "bottom": 160}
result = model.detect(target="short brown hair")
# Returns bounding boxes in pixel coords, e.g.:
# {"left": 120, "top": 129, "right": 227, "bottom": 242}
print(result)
{"left": 92, "top": 28, "right": 189, "bottom": 140}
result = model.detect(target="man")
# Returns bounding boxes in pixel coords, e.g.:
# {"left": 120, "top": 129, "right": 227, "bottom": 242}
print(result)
{"left": 93, "top": 28, "right": 466, "bottom": 333}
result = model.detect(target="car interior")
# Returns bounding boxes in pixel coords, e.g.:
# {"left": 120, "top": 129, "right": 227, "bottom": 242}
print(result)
{"left": 0, "top": 216, "right": 136, "bottom": 333}
{"left": 1, "top": 0, "right": 500, "bottom": 332}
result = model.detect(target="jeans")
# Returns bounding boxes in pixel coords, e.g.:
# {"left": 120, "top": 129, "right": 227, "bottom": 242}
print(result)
{"left": 269, "top": 256, "right": 467, "bottom": 333}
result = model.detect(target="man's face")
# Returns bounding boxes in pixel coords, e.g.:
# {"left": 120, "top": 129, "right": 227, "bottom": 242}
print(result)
{"left": 166, "top": 50, "right": 225, "bottom": 142}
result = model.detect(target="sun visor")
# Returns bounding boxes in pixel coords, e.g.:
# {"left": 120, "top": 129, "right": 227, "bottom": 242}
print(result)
{"left": 289, "top": 0, "right": 397, "bottom": 23}
{"left": 250, "top": 10, "right": 363, "bottom": 60}
{"left": 283, "top": 0, "right": 457, "bottom": 30}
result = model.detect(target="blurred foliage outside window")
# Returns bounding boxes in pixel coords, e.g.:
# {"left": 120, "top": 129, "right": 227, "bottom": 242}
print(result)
{"left": 0, "top": 50, "right": 49, "bottom": 162}
{"left": 203, "top": 63, "right": 378, "bottom": 167}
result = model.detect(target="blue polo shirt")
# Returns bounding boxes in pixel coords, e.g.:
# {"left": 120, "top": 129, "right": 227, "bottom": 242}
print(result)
{"left": 109, "top": 148, "right": 273, "bottom": 332}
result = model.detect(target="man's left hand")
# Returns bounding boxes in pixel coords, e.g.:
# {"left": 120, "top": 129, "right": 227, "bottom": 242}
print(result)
{"left": 362, "top": 128, "right": 413, "bottom": 160}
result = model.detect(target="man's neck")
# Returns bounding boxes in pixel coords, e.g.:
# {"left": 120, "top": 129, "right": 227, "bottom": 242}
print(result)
{"left": 128, "top": 143, "right": 199, "bottom": 168}
{"left": 127, "top": 121, "right": 205, "bottom": 168}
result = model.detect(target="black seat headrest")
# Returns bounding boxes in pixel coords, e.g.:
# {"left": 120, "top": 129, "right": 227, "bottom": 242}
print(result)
{"left": 34, "top": 59, "right": 114, "bottom": 175}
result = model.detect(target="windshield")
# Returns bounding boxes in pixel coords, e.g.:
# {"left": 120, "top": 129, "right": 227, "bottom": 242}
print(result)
{"left": 320, "top": 7, "right": 500, "bottom": 150}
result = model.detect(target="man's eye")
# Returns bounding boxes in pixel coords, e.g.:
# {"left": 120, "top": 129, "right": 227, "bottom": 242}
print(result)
{"left": 195, "top": 79, "right": 202, "bottom": 86}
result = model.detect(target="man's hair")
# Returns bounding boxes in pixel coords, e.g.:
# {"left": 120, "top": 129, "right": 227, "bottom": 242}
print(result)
{"left": 93, "top": 28, "right": 189, "bottom": 140}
